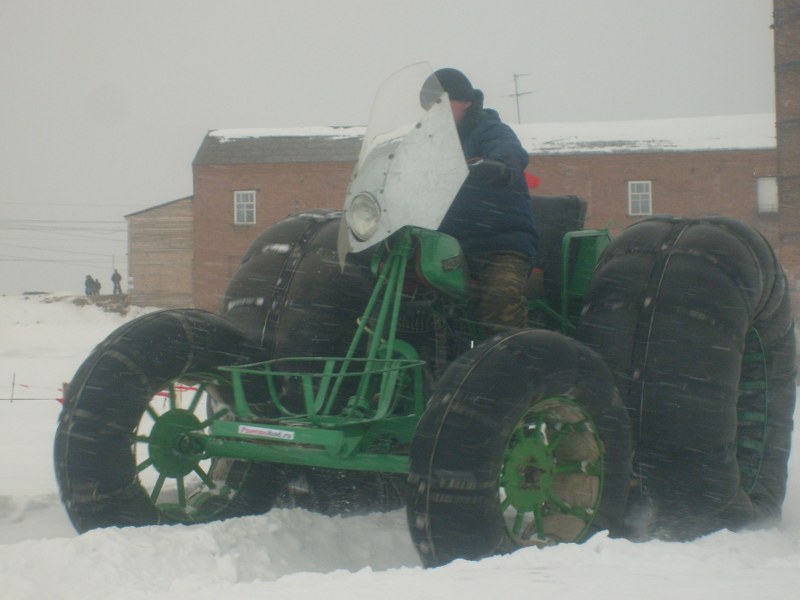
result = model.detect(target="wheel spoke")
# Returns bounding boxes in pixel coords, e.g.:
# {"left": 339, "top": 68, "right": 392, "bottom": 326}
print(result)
{"left": 200, "top": 408, "right": 229, "bottom": 428}
{"left": 511, "top": 510, "right": 526, "bottom": 536}
{"left": 548, "top": 491, "right": 572, "bottom": 513}
{"left": 552, "top": 498, "right": 594, "bottom": 523}
{"left": 136, "top": 456, "right": 154, "bottom": 473}
{"left": 150, "top": 473, "right": 167, "bottom": 503}
{"left": 145, "top": 404, "right": 159, "bottom": 421}
{"left": 532, "top": 504, "right": 546, "bottom": 536}
{"left": 188, "top": 382, "right": 207, "bottom": 413}
{"left": 553, "top": 460, "right": 593, "bottom": 475}
{"left": 546, "top": 490, "right": 593, "bottom": 523}
{"left": 168, "top": 383, "right": 177, "bottom": 411}
{"left": 176, "top": 477, "right": 186, "bottom": 506}
{"left": 546, "top": 426, "right": 567, "bottom": 449}
{"left": 193, "top": 465, "right": 216, "bottom": 489}
{"left": 548, "top": 491, "right": 593, "bottom": 522}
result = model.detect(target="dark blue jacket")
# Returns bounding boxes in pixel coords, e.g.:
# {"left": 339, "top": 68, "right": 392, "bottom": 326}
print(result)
{"left": 438, "top": 108, "right": 539, "bottom": 264}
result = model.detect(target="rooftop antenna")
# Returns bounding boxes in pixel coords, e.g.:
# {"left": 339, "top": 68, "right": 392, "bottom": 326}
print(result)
{"left": 510, "top": 72, "right": 533, "bottom": 124}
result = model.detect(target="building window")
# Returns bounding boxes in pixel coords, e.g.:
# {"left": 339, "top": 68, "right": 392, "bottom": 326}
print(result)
{"left": 757, "top": 177, "right": 778, "bottom": 214}
{"left": 628, "top": 181, "right": 652, "bottom": 216}
{"left": 234, "top": 190, "right": 256, "bottom": 225}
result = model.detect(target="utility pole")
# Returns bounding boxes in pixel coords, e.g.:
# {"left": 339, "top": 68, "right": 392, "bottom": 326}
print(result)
{"left": 510, "top": 72, "right": 533, "bottom": 124}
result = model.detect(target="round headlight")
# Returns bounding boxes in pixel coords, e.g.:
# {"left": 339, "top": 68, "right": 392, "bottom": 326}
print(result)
{"left": 348, "top": 193, "right": 381, "bottom": 241}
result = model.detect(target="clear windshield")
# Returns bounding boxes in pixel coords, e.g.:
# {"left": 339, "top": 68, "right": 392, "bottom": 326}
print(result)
{"left": 338, "top": 63, "right": 468, "bottom": 260}
{"left": 357, "top": 63, "right": 439, "bottom": 166}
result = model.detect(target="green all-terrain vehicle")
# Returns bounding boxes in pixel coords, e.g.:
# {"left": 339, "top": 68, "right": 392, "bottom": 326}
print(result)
{"left": 55, "top": 64, "right": 796, "bottom": 567}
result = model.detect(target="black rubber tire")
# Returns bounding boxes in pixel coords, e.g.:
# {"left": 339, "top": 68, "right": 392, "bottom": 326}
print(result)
{"left": 576, "top": 216, "right": 796, "bottom": 540}
{"left": 407, "top": 329, "right": 632, "bottom": 567}
{"left": 223, "top": 210, "right": 374, "bottom": 357}
{"left": 54, "top": 309, "right": 279, "bottom": 533}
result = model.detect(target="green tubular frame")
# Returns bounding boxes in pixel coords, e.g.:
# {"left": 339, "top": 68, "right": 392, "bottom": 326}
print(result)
{"left": 194, "top": 230, "right": 429, "bottom": 474}
{"left": 529, "top": 228, "right": 611, "bottom": 333}
{"left": 151, "top": 226, "right": 611, "bottom": 478}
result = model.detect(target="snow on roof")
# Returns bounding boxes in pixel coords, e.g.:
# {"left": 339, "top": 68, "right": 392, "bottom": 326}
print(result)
{"left": 209, "top": 126, "right": 365, "bottom": 143}
{"left": 512, "top": 114, "right": 776, "bottom": 154}
{"left": 208, "top": 114, "right": 775, "bottom": 155}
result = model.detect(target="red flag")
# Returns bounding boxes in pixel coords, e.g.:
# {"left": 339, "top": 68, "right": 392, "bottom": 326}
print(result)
{"left": 525, "top": 171, "right": 541, "bottom": 189}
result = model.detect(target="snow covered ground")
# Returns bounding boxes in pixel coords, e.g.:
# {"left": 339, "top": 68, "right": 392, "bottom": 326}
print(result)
{"left": 1, "top": 293, "right": 799, "bottom": 599}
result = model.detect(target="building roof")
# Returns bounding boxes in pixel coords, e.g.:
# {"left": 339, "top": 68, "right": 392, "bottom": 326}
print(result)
{"left": 193, "top": 127, "right": 363, "bottom": 165}
{"left": 193, "top": 114, "right": 776, "bottom": 166}
{"left": 124, "top": 196, "right": 193, "bottom": 218}
{"left": 514, "top": 113, "right": 776, "bottom": 155}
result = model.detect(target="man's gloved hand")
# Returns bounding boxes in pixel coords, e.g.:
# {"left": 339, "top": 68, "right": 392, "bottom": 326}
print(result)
{"left": 466, "top": 158, "right": 511, "bottom": 188}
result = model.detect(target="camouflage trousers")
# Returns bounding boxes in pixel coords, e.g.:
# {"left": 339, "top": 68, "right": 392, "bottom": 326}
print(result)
{"left": 468, "top": 251, "right": 531, "bottom": 334}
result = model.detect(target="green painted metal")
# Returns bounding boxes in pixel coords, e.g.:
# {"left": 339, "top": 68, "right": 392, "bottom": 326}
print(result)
{"left": 413, "top": 228, "right": 469, "bottom": 298}
{"left": 527, "top": 227, "right": 611, "bottom": 334}
{"left": 499, "top": 398, "right": 604, "bottom": 546}
{"left": 559, "top": 229, "right": 612, "bottom": 333}
{"left": 736, "top": 328, "right": 771, "bottom": 493}
{"left": 136, "top": 225, "right": 609, "bottom": 498}
{"left": 200, "top": 422, "right": 412, "bottom": 473}
{"left": 147, "top": 408, "right": 205, "bottom": 478}
{"left": 135, "top": 379, "right": 244, "bottom": 518}
{"left": 228, "top": 356, "right": 424, "bottom": 422}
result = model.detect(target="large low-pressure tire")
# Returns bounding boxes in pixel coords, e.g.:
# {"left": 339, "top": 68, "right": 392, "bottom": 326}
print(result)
{"left": 576, "top": 216, "right": 796, "bottom": 540}
{"left": 54, "top": 309, "right": 279, "bottom": 533}
{"left": 406, "top": 329, "right": 632, "bottom": 568}
{"left": 223, "top": 210, "right": 374, "bottom": 358}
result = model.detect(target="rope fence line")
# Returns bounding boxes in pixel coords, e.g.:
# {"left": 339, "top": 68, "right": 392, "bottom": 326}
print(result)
{"left": 3, "top": 374, "right": 201, "bottom": 403}
{"left": 5, "top": 372, "right": 65, "bottom": 404}
{"left": 1, "top": 398, "right": 62, "bottom": 402}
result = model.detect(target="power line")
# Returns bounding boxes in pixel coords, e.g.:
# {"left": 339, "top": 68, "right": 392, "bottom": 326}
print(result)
{"left": 0, "top": 254, "right": 116, "bottom": 268}
{"left": 1, "top": 201, "right": 145, "bottom": 207}
{"left": 0, "top": 243, "right": 121, "bottom": 258}
{"left": 0, "top": 222, "right": 125, "bottom": 231}
{"left": 0, "top": 228, "right": 126, "bottom": 242}
{"left": 0, "top": 218, "right": 124, "bottom": 224}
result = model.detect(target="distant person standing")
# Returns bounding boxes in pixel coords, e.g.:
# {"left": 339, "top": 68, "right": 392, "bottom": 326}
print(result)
{"left": 111, "top": 269, "right": 123, "bottom": 295}
{"left": 84, "top": 275, "right": 94, "bottom": 296}
{"left": 93, "top": 277, "right": 102, "bottom": 295}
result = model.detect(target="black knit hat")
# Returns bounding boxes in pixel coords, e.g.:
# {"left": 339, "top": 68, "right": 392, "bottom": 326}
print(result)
{"left": 433, "top": 68, "right": 475, "bottom": 102}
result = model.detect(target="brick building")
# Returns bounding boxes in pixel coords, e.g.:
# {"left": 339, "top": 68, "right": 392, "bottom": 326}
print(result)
{"left": 125, "top": 196, "right": 193, "bottom": 308}
{"left": 189, "top": 128, "right": 361, "bottom": 310}
{"left": 127, "top": 115, "right": 782, "bottom": 312}
{"left": 775, "top": 0, "right": 800, "bottom": 332}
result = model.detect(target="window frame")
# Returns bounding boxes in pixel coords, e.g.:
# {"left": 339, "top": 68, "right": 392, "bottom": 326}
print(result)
{"left": 627, "top": 180, "right": 653, "bottom": 216}
{"left": 756, "top": 177, "right": 779, "bottom": 214}
{"left": 233, "top": 190, "right": 257, "bottom": 225}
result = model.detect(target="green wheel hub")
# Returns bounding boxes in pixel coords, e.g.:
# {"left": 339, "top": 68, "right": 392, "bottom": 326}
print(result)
{"left": 502, "top": 431, "right": 556, "bottom": 510}
{"left": 499, "top": 397, "right": 604, "bottom": 546}
{"left": 147, "top": 408, "right": 205, "bottom": 478}
{"left": 134, "top": 377, "right": 240, "bottom": 521}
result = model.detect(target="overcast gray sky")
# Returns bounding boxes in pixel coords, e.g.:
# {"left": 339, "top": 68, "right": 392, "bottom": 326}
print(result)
{"left": 0, "top": 0, "right": 776, "bottom": 295}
